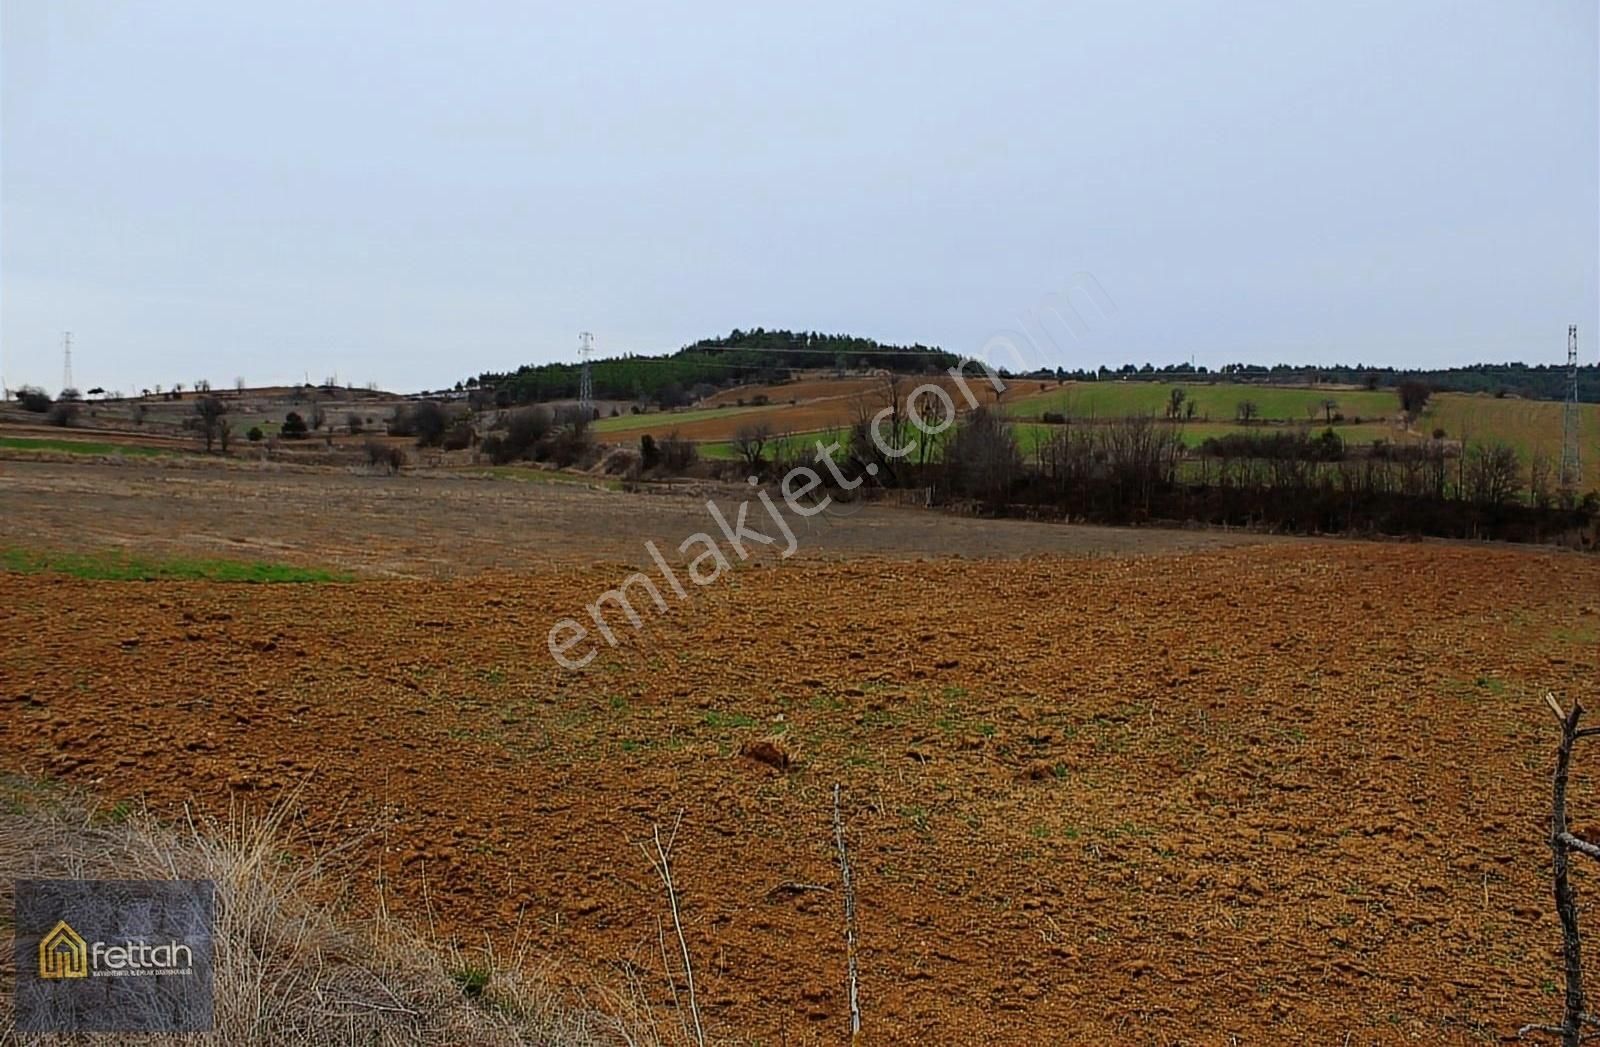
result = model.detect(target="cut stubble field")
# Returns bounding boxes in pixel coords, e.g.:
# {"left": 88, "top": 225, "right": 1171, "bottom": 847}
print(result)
{"left": 2, "top": 458, "right": 1598, "bottom": 1043}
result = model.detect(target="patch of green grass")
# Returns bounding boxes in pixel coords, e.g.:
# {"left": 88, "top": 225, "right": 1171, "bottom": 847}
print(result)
{"left": 0, "top": 436, "right": 177, "bottom": 457}
{"left": 1555, "top": 622, "right": 1600, "bottom": 648}
{"left": 900, "top": 805, "right": 930, "bottom": 833}
{"left": 451, "top": 966, "right": 491, "bottom": 999}
{"left": 0, "top": 547, "right": 351, "bottom": 583}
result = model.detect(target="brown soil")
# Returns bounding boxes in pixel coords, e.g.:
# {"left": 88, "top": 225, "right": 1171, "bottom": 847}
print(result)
{"left": 0, "top": 460, "right": 1277, "bottom": 577}
{"left": 640, "top": 375, "right": 1006, "bottom": 445}
{"left": 3, "top": 521, "right": 1598, "bottom": 1042}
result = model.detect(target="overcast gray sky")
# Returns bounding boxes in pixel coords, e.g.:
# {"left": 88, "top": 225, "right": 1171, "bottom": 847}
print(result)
{"left": 2, "top": 0, "right": 1596, "bottom": 395}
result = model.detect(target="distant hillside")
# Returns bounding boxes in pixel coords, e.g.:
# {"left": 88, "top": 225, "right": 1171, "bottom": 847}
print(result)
{"left": 471, "top": 330, "right": 1598, "bottom": 407}
{"left": 474, "top": 328, "right": 956, "bottom": 405}
{"left": 1033, "top": 361, "right": 1599, "bottom": 403}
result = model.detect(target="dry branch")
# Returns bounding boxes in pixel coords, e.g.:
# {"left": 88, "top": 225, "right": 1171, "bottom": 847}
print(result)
{"left": 639, "top": 812, "right": 706, "bottom": 1047}
{"left": 832, "top": 783, "right": 863, "bottom": 1041}
{"left": 1523, "top": 694, "right": 1600, "bottom": 1046}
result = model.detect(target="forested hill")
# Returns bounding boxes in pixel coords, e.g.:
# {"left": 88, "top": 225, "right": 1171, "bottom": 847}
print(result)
{"left": 473, "top": 328, "right": 956, "bottom": 405}
{"left": 469, "top": 329, "right": 1597, "bottom": 406}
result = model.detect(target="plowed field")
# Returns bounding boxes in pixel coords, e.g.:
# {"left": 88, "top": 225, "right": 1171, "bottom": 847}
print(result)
{"left": 4, "top": 532, "right": 1598, "bottom": 1043}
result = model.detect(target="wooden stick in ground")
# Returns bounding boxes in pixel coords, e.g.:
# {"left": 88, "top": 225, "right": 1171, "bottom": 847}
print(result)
{"left": 833, "top": 783, "right": 862, "bottom": 1041}
{"left": 640, "top": 812, "right": 706, "bottom": 1047}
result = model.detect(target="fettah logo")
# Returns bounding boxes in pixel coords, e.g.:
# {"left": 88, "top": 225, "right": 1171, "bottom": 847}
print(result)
{"left": 38, "top": 920, "right": 88, "bottom": 980}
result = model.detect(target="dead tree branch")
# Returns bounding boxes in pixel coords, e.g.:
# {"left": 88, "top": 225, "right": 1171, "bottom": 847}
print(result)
{"left": 832, "top": 783, "right": 862, "bottom": 1041}
{"left": 1523, "top": 694, "right": 1597, "bottom": 1046}
{"left": 639, "top": 812, "right": 705, "bottom": 1047}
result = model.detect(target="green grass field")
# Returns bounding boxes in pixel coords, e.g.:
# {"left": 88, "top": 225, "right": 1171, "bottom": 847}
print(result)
{"left": 1421, "top": 395, "right": 1600, "bottom": 490}
{"left": 1005, "top": 381, "right": 1399, "bottom": 425}
{"left": 1010, "top": 419, "right": 1406, "bottom": 455}
{"left": 0, "top": 436, "right": 177, "bottom": 457}
{"left": 0, "top": 548, "right": 351, "bottom": 583}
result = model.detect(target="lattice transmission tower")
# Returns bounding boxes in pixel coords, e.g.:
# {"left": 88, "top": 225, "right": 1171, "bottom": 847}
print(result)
{"left": 578, "top": 331, "right": 594, "bottom": 420}
{"left": 62, "top": 332, "right": 74, "bottom": 393}
{"left": 1560, "top": 325, "right": 1581, "bottom": 489}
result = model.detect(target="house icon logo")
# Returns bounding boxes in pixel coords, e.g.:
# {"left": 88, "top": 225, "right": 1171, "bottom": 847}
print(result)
{"left": 38, "top": 920, "right": 88, "bottom": 979}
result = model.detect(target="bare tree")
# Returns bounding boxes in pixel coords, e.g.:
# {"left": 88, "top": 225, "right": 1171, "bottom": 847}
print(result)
{"left": 848, "top": 373, "right": 911, "bottom": 481}
{"left": 192, "top": 396, "right": 228, "bottom": 453}
{"left": 1235, "top": 399, "right": 1260, "bottom": 424}
{"left": 1463, "top": 441, "right": 1521, "bottom": 506}
{"left": 942, "top": 407, "right": 1020, "bottom": 504}
{"left": 732, "top": 421, "right": 773, "bottom": 472}
{"left": 1322, "top": 398, "right": 1339, "bottom": 424}
{"left": 1398, "top": 379, "right": 1432, "bottom": 418}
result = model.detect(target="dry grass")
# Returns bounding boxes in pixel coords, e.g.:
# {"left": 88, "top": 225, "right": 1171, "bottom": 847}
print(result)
{"left": 0, "top": 778, "right": 663, "bottom": 1045}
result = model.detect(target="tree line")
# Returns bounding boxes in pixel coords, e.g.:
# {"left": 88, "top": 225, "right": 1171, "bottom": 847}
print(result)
{"left": 760, "top": 379, "right": 1600, "bottom": 547}
{"left": 470, "top": 328, "right": 959, "bottom": 405}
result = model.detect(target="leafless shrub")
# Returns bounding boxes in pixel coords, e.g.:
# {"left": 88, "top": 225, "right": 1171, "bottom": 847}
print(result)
{"left": 1462, "top": 441, "right": 1522, "bottom": 506}
{"left": 441, "top": 418, "right": 476, "bottom": 452}
{"left": 731, "top": 422, "right": 772, "bottom": 473}
{"left": 942, "top": 407, "right": 1020, "bottom": 503}
{"left": 657, "top": 431, "right": 698, "bottom": 474}
{"left": 390, "top": 402, "right": 452, "bottom": 447}
{"left": 18, "top": 386, "right": 52, "bottom": 413}
{"left": 366, "top": 439, "right": 406, "bottom": 474}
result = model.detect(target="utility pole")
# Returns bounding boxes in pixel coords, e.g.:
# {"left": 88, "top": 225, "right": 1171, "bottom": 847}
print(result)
{"left": 1560, "top": 325, "right": 1581, "bottom": 489}
{"left": 578, "top": 331, "right": 594, "bottom": 420}
{"left": 62, "top": 332, "right": 74, "bottom": 394}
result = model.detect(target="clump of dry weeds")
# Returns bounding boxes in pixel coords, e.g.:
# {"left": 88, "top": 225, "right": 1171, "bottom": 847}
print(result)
{"left": 0, "top": 777, "right": 661, "bottom": 1046}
